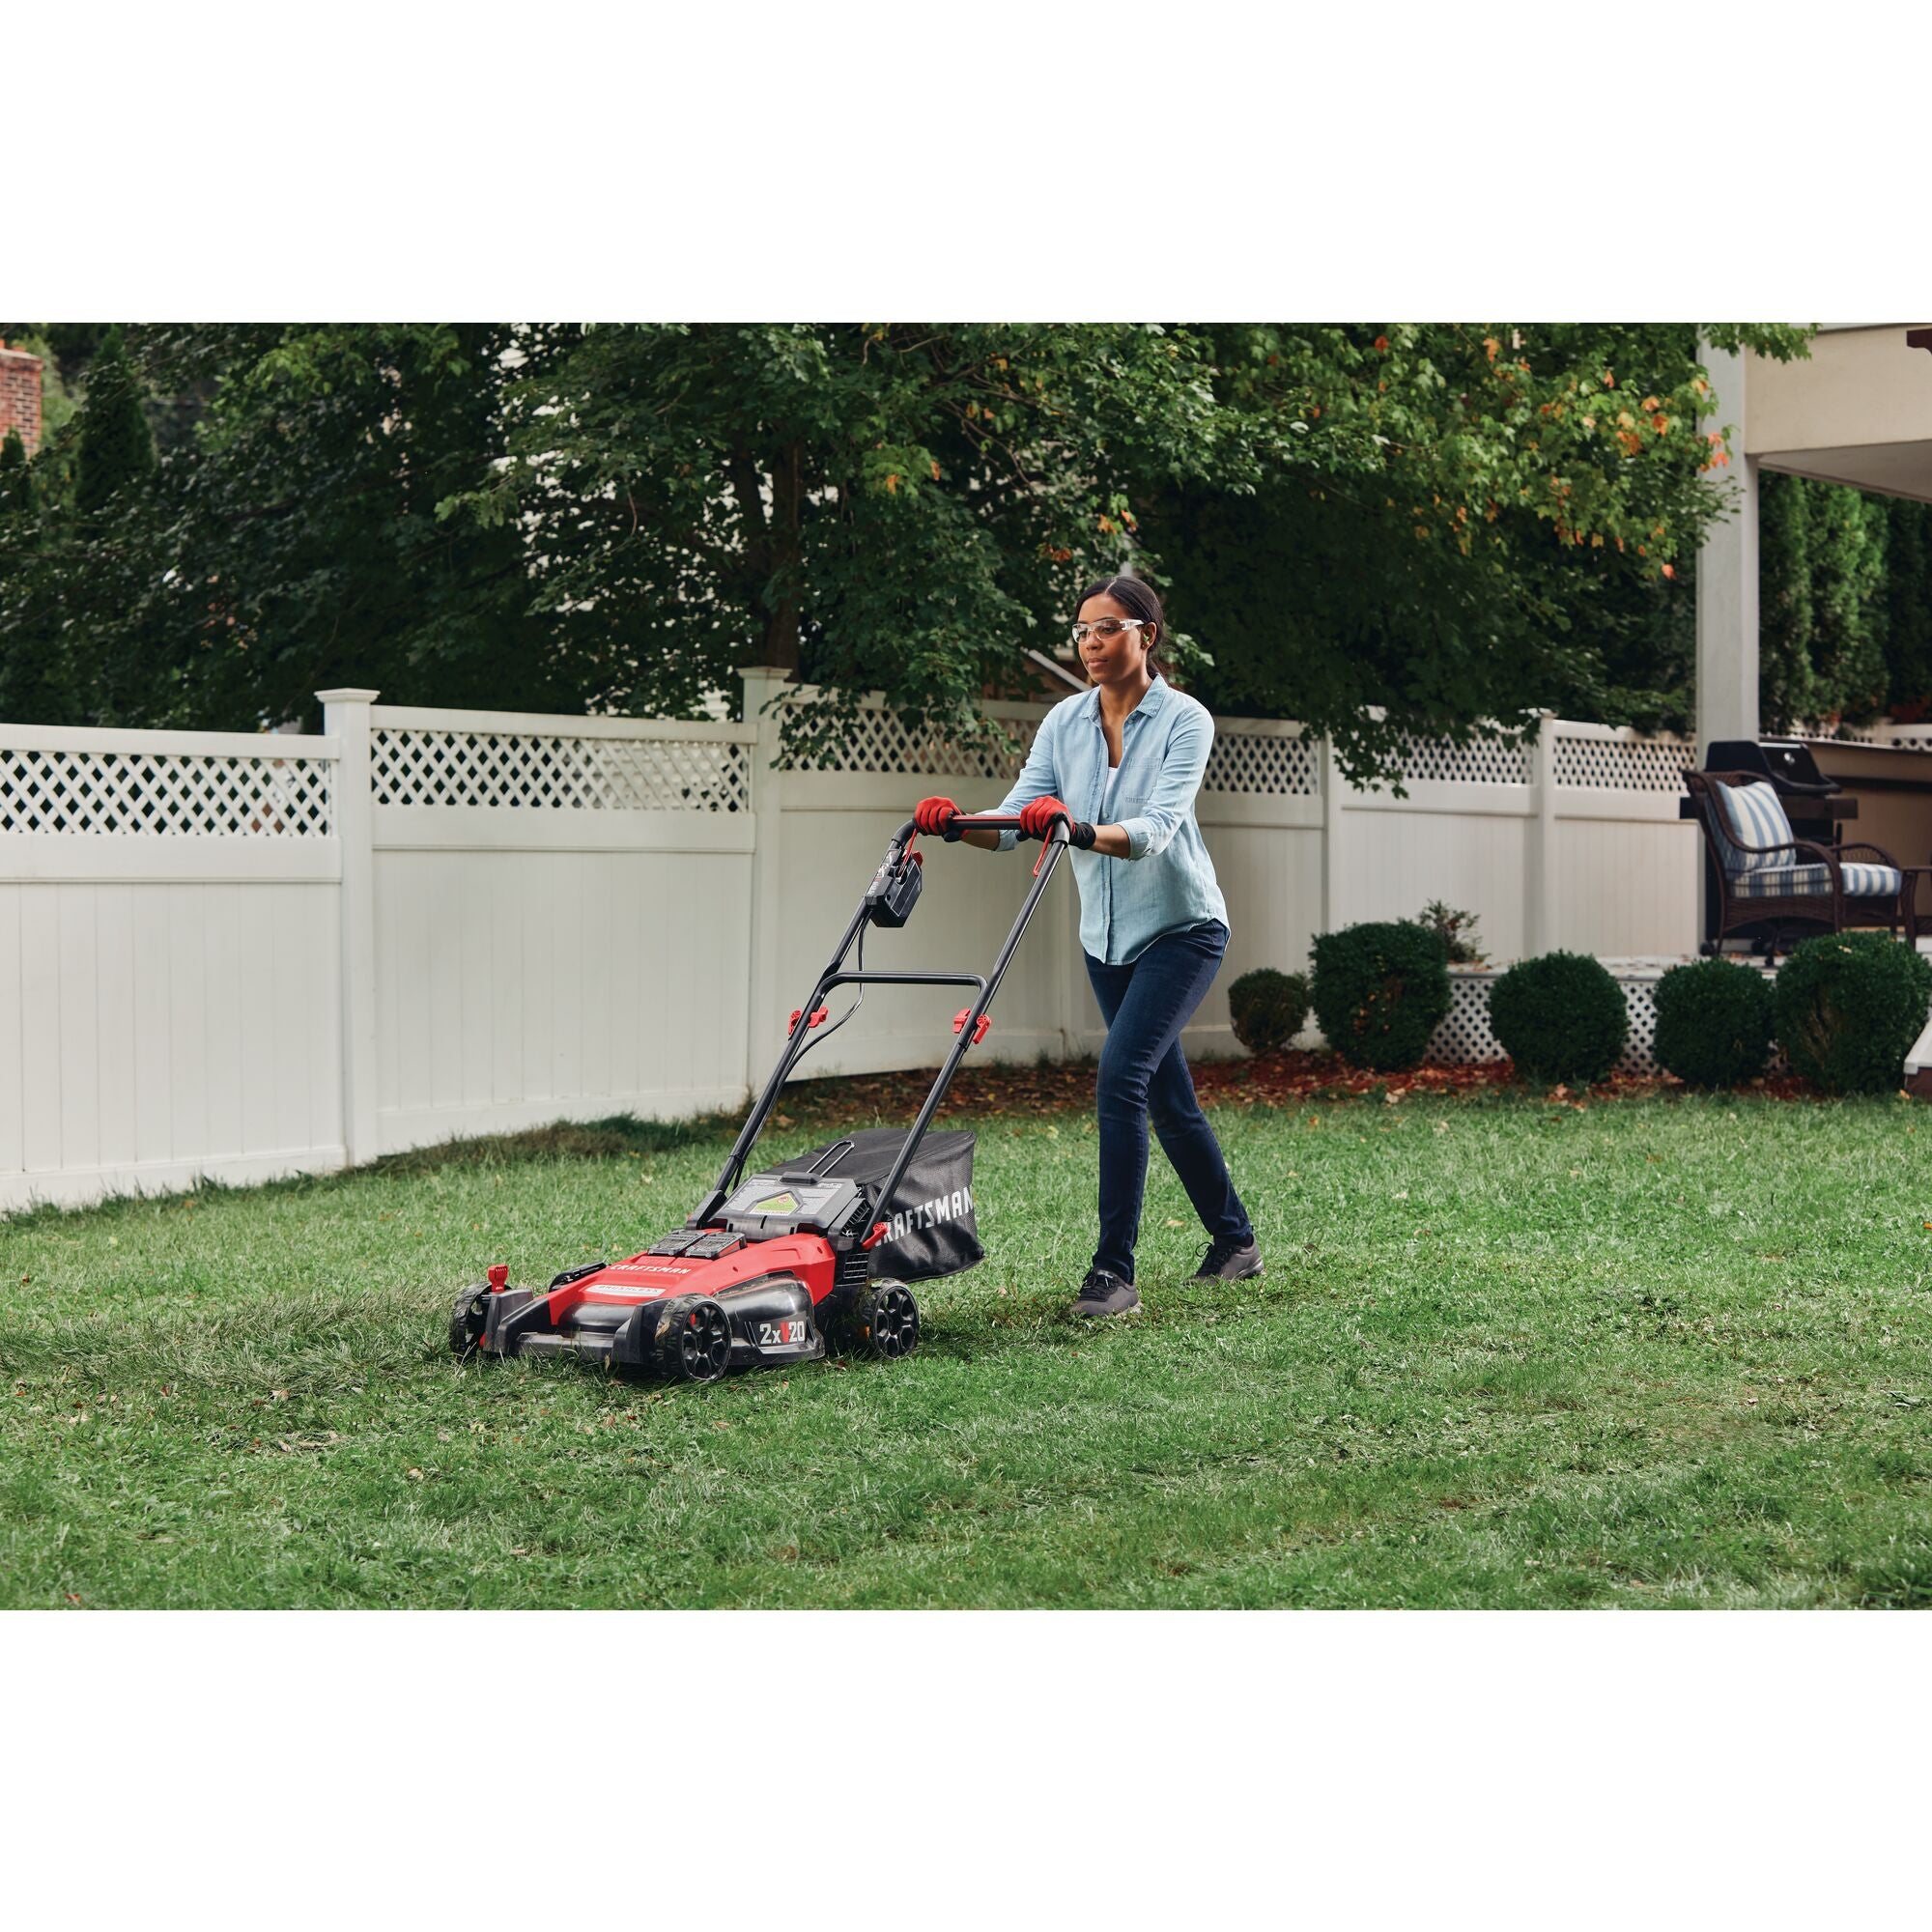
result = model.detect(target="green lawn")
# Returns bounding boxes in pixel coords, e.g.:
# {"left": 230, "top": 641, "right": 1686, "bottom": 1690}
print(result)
{"left": 6, "top": 1089, "right": 1932, "bottom": 1608}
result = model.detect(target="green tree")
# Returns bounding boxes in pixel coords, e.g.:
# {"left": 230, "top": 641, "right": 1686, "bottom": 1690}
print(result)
{"left": 1881, "top": 496, "right": 1932, "bottom": 718}
{"left": 1757, "top": 471, "right": 1892, "bottom": 731}
{"left": 1759, "top": 468, "right": 1816, "bottom": 726}
{"left": 451, "top": 324, "right": 1282, "bottom": 760}
{"left": 1805, "top": 476, "right": 1889, "bottom": 724}
{"left": 0, "top": 426, "right": 73, "bottom": 724}
{"left": 453, "top": 323, "right": 1805, "bottom": 775}
{"left": 134, "top": 324, "right": 563, "bottom": 730}
{"left": 0, "top": 429, "right": 31, "bottom": 516}
{"left": 0, "top": 322, "right": 1818, "bottom": 761}
{"left": 1146, "top": 325, "right": 1809, "bottom": 765}
{"left": 73, "top": 325, "right": 156, "bottom": 515}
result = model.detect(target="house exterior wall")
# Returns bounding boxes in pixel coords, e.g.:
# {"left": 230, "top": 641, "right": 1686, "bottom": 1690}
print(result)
{"left": 1745, "top": 325, "right": 1932, "bottom": 460}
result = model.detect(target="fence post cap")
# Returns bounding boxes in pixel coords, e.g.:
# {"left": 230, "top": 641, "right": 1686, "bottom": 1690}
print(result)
{"left": 316, "top": 688, "right": 382, "bottom": 705}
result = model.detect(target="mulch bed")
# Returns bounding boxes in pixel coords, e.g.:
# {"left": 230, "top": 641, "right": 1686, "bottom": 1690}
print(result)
{"left": 768, "top": 1051, "right": 1829, "bottom": 1129}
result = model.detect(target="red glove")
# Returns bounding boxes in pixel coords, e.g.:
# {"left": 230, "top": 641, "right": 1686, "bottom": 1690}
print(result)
{"left": 914, "top": 795, "right": 961, "bottom": 836}
{"left": 1018, "top": 795, "right": 1071, "bottom": 838}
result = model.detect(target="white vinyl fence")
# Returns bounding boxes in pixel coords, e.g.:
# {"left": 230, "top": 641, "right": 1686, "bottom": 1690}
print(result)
{"left": 0, "top": 722, "right": 344, "bottom": 1208}
{"left": 1, "top": 676, "right": 1702, "bottom": 1211}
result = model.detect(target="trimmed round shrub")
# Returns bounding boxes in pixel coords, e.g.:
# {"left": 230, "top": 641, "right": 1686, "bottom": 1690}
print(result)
{"left": 1310, "top": 922, "right": 1452, "bottom": 1072}
{"left": 1773, "top": 930, "right": 1932, "bottom": 1094}
{"left": 1227, "top": 968, "right": 1310, "bottom": 1056}
{"left": 1488, "top": 951, "right": 1629, "bottom": 1087}
{"left": 1652, "top": 958, "right": 1776, "bottom": 1089}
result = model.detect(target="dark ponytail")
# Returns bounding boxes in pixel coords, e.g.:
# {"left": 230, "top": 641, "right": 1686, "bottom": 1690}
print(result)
{"left": 1079, "top": 575, "right": 1167, "bottom": 672}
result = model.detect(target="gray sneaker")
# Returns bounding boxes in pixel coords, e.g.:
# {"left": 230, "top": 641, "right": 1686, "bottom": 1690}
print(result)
{"left": 1069, "top": 1268, "right": 1140, "bottom": 1319}
{"left": 1194, "top": 1236, "right": 1263, "bottom": 1282}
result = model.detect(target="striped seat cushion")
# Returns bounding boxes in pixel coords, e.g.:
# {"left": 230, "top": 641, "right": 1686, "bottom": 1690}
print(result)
{"left": 1732, "top": 861, "right": 1902, "bottom": 900}
{"left": 1711, "top": 780, "right": 1798, "bottom": 877}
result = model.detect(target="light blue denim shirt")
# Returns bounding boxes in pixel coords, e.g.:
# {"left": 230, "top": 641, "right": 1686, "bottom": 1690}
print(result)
{"left": 995, "top": 675, "right": 1228, "bottom": 965}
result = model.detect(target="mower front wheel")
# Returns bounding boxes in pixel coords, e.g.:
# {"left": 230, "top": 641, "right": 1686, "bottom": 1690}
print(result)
{"left": 657, "top": 1296, "right": 734, "bottom": 1384}
{"left": 448, "top": 1285, "right": 492, "bottom": 1358}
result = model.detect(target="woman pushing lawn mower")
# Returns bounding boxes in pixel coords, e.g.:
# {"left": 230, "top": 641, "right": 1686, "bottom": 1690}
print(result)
{"left": 915, "top": 577, "right": 1262, "bottom": 1320}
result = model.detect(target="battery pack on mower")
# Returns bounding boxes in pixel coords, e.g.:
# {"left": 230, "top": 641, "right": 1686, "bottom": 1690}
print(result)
{"left": 867, "top": 849, "right": 923, "bottom": 927}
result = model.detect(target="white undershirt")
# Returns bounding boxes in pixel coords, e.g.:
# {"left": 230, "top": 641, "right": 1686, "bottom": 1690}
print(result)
{"left": 1102, "top": 764, "right": 1119, "bottom": 816}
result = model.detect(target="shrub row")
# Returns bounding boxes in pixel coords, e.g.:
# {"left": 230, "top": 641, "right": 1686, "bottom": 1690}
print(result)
{"left": 1229, "top": 926, "right": 1932, "bottom": 1095}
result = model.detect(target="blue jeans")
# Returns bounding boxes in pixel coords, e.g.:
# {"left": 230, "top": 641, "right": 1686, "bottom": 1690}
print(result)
{"left": 1084, "top": 920, "right": 1254, "bottom": 1283}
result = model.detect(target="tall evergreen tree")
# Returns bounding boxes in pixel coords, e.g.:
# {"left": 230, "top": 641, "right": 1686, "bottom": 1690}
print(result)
{"left": 0, "top": 428, "right": 32, "bottom": 515}
{"left": 1757, "top": 473, "right": 1893, "bottom": 730}
{"left": 1759, "top": 469, "right": 1818, "bottom": 728}
{"left": 1883, "top": 496, "right": 1932, "bottom": 718}
{"left": 1804, "top": 477, "right": 1889, "bottom": 723}
{"left": 73, "top": 325, "right": 156, "bottom": 515}
{"left": 0, "top": 426, "right": 74, "bottom": 724}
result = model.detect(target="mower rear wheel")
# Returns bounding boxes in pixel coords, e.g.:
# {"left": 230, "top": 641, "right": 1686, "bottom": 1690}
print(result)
{"left": 854, "top": 1281, "right": 920, "bottom": 1362}
{"left": 659, "top": 1296, "right": 734, "bottom": 1383}
{"left": 449, "top": 1285, "right": 492, "bottom": 1358}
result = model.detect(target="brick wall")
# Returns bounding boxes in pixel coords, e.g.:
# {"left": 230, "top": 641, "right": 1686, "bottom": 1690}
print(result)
{"left": 0, "top": 341, "right": 44, "bottom": 455}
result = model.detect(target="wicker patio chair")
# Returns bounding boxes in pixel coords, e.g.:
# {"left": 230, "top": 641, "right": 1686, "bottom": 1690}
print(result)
{"left": 1685, "top": 769, "right": 1925, "bottom": 952}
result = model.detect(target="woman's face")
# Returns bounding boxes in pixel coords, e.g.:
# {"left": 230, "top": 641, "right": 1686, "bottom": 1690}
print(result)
{"left": 1075, "top": 593, "right": 1154, "bottom": 687}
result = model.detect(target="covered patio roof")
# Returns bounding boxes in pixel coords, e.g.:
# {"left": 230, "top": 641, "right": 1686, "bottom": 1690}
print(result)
{"left": 1747, "top": 325, "right": 1932, "bottom": 502}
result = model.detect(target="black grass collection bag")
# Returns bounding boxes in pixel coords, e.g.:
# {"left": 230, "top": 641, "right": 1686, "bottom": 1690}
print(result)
{"left": 781, "top": 1127, "right": 982, "bottom": 1281}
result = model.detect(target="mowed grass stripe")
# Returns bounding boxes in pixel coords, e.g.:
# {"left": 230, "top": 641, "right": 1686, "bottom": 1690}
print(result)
{"left": 4, "top": 1094, "right": 1931, "bottom": 1607}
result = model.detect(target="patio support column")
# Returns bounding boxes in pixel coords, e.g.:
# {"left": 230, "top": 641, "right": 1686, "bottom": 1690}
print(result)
{"left": 1695, "top": 337, "right": 1760, "bottom": 750}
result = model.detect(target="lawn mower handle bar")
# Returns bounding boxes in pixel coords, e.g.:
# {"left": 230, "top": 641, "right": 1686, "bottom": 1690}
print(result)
{"left": 697, "top": 816, "right": 1074, "bottom": 1226}
{"left": 942, "top": 812, "right": 1054, "bottom": 837}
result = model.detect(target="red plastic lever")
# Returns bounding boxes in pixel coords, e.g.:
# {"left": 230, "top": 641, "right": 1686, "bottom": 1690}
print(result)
{"left": 862, "top": 1220, "right": 889, "bottom": 1249}
{"left": 787, "top": 1006, "right": 831, "bottom": 1035}
{"left": 487, "top": 1264, "right": 509, "bottom": 1293}
{"left": 952, "top": 1008, "right": 992, "bottom": 1045}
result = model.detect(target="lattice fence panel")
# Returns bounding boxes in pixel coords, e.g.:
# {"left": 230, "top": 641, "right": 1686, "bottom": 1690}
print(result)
{"left": 782, "top": 705, "right": 1040, "bottom": 781}
{"left": 1424, "top": 964, "right": 1784, "bottom": 1076}
{"left": 1203, "top": 729, "right": 1320, "bottom": 796}
{"left": 1427, "top": 970, "right": 1664, "bottom": 1071}
{"left": 0, "top": 747, "right": 333, "bottom": 837}
{"left": 1553, "top": 734, "right": 1698, "bottom": 791}
{"left": 1395, "top": 733, "right": 1533, "bottom": 785}
{"left": 371, "top": 729, "right": 751, "bottom": 812}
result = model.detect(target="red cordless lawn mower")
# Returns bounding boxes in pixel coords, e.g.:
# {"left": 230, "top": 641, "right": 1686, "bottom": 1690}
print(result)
{"left": 448, "top": 811, "right": 1073, "bottom": 1382}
